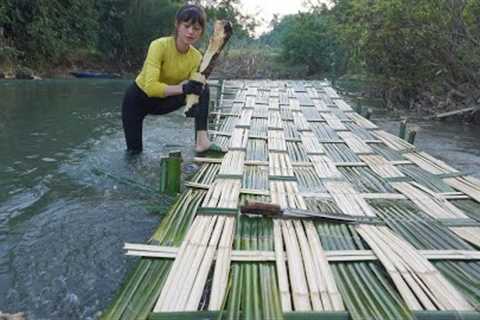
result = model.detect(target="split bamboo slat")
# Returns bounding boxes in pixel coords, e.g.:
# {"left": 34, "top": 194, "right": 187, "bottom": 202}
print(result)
{"left": 289, "top": 98, "right": 302, "bottom": 111}
{"left": 360, "top": 154, "right": 405, "bottom": 178}
{"left": 293, "top": 112, "right": 311, "bottom": 131}
{"left": 333, "top": 99, "right": 353, "bottom": 111}
{"left": 269, "top": 152, "right": 294, "bottom": 177}
{"left": 268, "top": 130, "right": 287, "bottom": 152}
{"left": 357, "top": 225, "right": 475, "bottom": 311}
{"left": 237, "top": 109, "right": 253, "bottom": 127}
{"left": 321, "top": 112, "right": 347, "bottom": 131}
{"left": 308, "top": 155, "right": 343, "bottom": 178}
{"left": 374, "top": 130, "right": 415, "bottom": 152}
{"left": 229, "top": 128, "right": 249, "bottom": 149}
{"left": 338, "top": 131, "right": 373, "bottom": 154}
{"left": 268, "top": 111, "right": 283, "bottom": 129}
{"left": 403, "top": 151, "right": 459, "bottom": 175}
{"left": 325, "top": 181, "right": 377, "bottom": 217}
{"left": 301, "top": 132, "right": 325, "bottom": 155}
{"left": 323, "top": 86, "right": 340, "bottom": 99}
{"left": 219, "top": 151, "right": 245, "bottom": 176}
{"left": 314, "top": 98, "right": 330, "bottom": 112}
{"left": 444, "top": 176, "right": 480, "bottom": 202}
{"left": 348, "top": 112, "right": 378, "bottom": 129}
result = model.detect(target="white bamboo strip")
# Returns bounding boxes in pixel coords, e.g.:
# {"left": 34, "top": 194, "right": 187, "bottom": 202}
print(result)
{"left": 338, "top": 131, "right": 373, "bottom": 154}
{"left": 325, "top": 181, "right": 377, "bottom": 217}
{"left": 219, "top": 151, "right": 245, "bottom": 176}
{"left": 269, "top": 153, "right": 294, "bottom": 177}
{"left": 237, "top": 109, "right": 253, "bottom": 127}
{"left": 185, "top": 216, "right": 226, "bottom": 310}
{"left": 321, "top": 113, "right": 346, "bottom": 130}
{"left": 391, "top": 182, "right": 469, "bottom": 219}
{"left": 374, "top": 130, "right": 415, "bottom": 151}
{"left": 357, "top": 225, "right": 474, "bottom": 311}
{"left": 268, "top": 130, "right": 287, "bottom": 152}
{"left": 309, "top": 155, "right": 343, "bottom": 178}
{"left": 314, "top": 99, "right": 330, "bottom": 111}
{"left": 307, "top": 87, "right": 319, "bottom": 99}
{"left": 301, "top": 132, "right": 325, "bottom": 154}
{"left": 246, "top": 87, "right": 257, "bottom": 97}
{"left": 293, "top": 220, "right": 323, "bottom": 310}
{"left": 444, "top": 176, "right": 480, "bottom": 202}
{"left": 229, "top": 128, "right": 249, "bottom": 149}
{"left": 450, "top": 227, "right": 480, "bottom": 248}
{"left": 165, "top": 216, "right": 218, "bottom": 311}
{"left": 324, "top": 87, "right": 340, "bottom": 99}
{"left": 304, "top": 221, "right": 345, "bottom": 311}
{"left": 154, "top": 216, "right": 209, "bottom": 311}
{"left": 333, "top": 99, "right": 352, "bottom": 111}
{"left": 360, "top": 154, "right": 405, "bottom": 178}
{"left": 403, "top": 152, "right": 459, "bottom": 174}
{"left": 289, "top": 98, "right": 302, "bottom": 111}
{"left": 273, "top": 220, "right": 292, "bottom": 311}
{"left": 269, "top": 97, "right": 280, "bottom": 110}
{"left": 282, "top": 220, "right": 312, "bottom": 311}
{"left": 127, "top": 245, "right": 480, "bottom": 262}
{"left": 348, "top": 112, "right": 378, "bottom": 129}
{"left": 293, "top": 112, "right": 311, "bottom": 131}
{"left": 268, "top": 111, "right": 283, "bottom": 129}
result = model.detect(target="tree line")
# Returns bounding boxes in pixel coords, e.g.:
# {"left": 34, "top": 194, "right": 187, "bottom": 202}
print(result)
{"left": 265, "top": 0, "right": 480, "bottom": 112}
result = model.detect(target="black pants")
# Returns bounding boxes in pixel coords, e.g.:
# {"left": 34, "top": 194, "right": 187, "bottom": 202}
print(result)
{"left": 121, "top": 82, "right": 209, "bottom": 152}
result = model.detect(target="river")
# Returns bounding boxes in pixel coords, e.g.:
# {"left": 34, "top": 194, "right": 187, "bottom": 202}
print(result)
{"left": 0, "top": 80, "right": 479, "bottom": 319}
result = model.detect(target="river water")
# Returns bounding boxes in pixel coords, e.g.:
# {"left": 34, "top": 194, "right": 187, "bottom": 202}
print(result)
{"left": 0, "top": 80, "right": 479, "bottom": 319}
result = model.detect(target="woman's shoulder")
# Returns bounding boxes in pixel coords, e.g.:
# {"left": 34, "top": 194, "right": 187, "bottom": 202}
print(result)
{"left": 189, "top": 46, "right": 202, "bottom": 61}
{"left": 151, "top": 36, "right": 174, "bottom": 46}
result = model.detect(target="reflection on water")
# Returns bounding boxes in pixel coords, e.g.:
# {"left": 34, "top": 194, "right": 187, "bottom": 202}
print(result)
{"left": 0, "top": 80, "right": 197, "bottom": 319}
{"left": 0, "top": 80, "right": 479, "bottom": 319}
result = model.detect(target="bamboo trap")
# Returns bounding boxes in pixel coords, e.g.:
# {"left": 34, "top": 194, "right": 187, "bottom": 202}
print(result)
{"left": 357, "top": 225, "right": 475, "bottom": 311}
{"left": 337, "top": 131, "right": 373, "bottom": 154}
{"left": 320, "top": 113, "right": 347, "bottom": 131}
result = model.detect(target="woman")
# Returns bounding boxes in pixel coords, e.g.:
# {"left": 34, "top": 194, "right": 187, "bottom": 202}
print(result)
{"left": 121, "top": 4, "right": 226, "bottom": 155}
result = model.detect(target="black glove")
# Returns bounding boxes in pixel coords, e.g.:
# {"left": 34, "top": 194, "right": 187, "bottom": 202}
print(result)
{"left": 182, "top": 80, "right": 203, "bottom": 95}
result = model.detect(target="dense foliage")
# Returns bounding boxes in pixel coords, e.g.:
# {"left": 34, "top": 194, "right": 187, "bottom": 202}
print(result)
{"left": 0, "top": 0, "right": 256, "bottom": 70}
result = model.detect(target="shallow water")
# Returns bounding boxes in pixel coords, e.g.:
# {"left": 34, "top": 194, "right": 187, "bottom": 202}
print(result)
{"left": 0, "top": 80, "right": 479, "bottom": 319}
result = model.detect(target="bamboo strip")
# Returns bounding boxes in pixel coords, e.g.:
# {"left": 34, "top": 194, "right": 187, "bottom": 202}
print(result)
{"left": 324, "top": 87, "right": 340, "bottom": 99}
{"left": 301, "top": 132, "right": 325, "bottom": 155}
{"left": 374, "top": 130, "right": 415, "bottom": 152}
{"left": 273, "top": 220, "right": 292, "bottom": 311}
{"left": 403, "top": 152, "right": 459, "bottom": 174}
{"left": 293, "top": 220, "right": 323, "bottom": 310}
{"left": 237, "top": 109, "right": 253, "bottom": 127}
{"left": 269, "top": 152, "right": 294, "bottom": 177}
{"left": 293, "top": 112, "right": 311, "bottom": 131}
{"left": 229, "top": 128, "right": 249, "bottom": 149}
{"left": 208, "top": 217, "right": 235, "bottom": 310}
{"left": 309, "top": 155, "right": 343, "bottom": 178}
{"left": 333, "top": 99, "right": 352, "bottom": 111}
{"left": 268, "top": 111, "right": 283, "bottom": 129}
{"left": 444, "top": 176, "right": 480, "bottom": 202}
{"left": 357, "top": 225, "right": 474, "bottom": 311}
{"left": 338, "top": 131, "right": 373, "bottom": 154}
{"left": 321, "top": 113, "right": 347, "bottom": 131}
{"left": 268, "top": 130, "right": 287, "bottom": 152}
{"left": 391, "top": 182, "right": 469, "bottom": 219}
{"left": 281, "top": 220, "right": 312, "bottom": 311}
{"left": 219, "top": 151, "right": 245, "bottom": 176}
{"left": 325, "top": 181, "right": 377, "bottom": 217}
{"left": 360, "top": 154, "right": 405, "bottom": 178}
{"left": 348, "top": 112, "right": 378, "bottom": 129}
{"left": 450, "top": 227, "right": 480, "bottom": 248}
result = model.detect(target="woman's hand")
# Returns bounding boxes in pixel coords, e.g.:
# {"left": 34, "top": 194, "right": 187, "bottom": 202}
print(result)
{"left": 182, "top": 80, "right": 204, "bottom": 95}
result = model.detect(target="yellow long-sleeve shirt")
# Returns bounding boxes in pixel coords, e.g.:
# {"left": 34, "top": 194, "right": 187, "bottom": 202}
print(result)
{"left": 135, "top": 36, "right": 202, "bottom": 98}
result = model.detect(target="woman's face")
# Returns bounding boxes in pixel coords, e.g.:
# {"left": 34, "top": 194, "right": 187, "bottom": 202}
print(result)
{"left": 176, "top": 20, "right": 203, "bottom": 46}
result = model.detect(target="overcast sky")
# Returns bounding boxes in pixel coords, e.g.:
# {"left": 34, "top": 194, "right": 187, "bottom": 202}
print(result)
{"left": 239, "top": 0, "right": 310, "bottom": 35}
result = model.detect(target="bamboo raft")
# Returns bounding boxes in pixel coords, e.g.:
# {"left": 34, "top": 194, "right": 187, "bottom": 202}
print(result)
{"left": 102, "top": 80, "right": 480, "bottom": 320}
